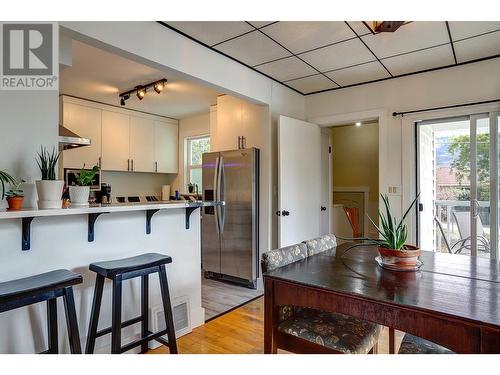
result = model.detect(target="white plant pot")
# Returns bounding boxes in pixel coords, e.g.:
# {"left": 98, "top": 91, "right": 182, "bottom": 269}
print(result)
{"left": 35, "top": 180, "right": 64, "bottom": 209}
{"left": 69, "top": 186, "right": 90, "bottom": 207}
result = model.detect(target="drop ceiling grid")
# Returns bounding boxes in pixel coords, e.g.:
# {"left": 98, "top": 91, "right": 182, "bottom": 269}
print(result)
{"left": 161, "top": 21, "right": 500, "bottom": 95}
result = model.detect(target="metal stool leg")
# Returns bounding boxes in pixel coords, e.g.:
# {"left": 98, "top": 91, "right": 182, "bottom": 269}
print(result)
{"left": 47, "top": 298, "right": 58, "bottom": 354}
{"left": 62, "top": 287, "right": 82, "bottom": 354}
{"left": 85, "top": 274, "right": 105, "bottom": 354}
{"left": 158, "top": 265, "right": 178, "bottom": 354}
{"left": 111, "top": 274, "right": 123, "bottom": 354}
{"left": 141, "top": 274, "right": 149, "bottom": 354}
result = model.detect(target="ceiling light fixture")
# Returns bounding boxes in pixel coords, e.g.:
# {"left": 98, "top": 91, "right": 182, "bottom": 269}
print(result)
{"left": 363, "top": 21, "right": 406, "bottom": 34}
{"left": 355, "top": 122, "right": 362, "bottom": 127}
{"left": 118, "top": 78, "right": 168, "bottom": 106}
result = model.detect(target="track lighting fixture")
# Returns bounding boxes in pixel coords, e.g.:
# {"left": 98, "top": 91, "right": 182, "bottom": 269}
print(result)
{"left": 118, "top": 78, "right": 167, "bottom": 106}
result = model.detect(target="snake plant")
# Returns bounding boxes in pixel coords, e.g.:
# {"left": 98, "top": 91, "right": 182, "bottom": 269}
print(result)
{"left": 36, "top": 146, "right": 61, "bottom": 180}
{"left": 0, "top": 170, "right": 16, "bottom": 199}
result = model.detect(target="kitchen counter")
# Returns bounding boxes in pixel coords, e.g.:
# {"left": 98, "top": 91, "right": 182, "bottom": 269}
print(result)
{"left": 0, "top": 200, "right": 220, "bottom": 353}
{"left": 0, "top": 200, "right": 223, "bottom": 219}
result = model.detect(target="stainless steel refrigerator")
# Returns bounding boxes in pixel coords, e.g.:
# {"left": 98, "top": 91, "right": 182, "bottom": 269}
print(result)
{"left": 202, "top": 148, "right": 259, "bottom": 289}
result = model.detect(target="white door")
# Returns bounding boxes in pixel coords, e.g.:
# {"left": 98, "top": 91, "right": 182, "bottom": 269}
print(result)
{"left": 278, "top": 115, "right": 322, "bottom": 247}
{"left": 320, "top": 128, "right": 332, "bottom": 235}
{"left": 154, "top": 121, "right": 178, "bottom": 173}
{"left": 101, "top": 110, "right": 130, "bottom": 172}
{"left": 62, "top": 103, "right": 102, "bottom": 169}
{"left": 130, "top": 116, "right": 155, "bottom": 172}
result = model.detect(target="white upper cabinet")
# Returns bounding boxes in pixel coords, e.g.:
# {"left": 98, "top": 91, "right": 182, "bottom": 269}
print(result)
{"left": 154, "top": 121, "right": 178, "bottom": 173}
{"left": 130, "top": 116, "right": 155, "bottom": 172}
{"left": 62, "top": 102, "right": 102, "bottom": 169}
{"left": 101, "top": 110, "right": 130, "bottom": 172}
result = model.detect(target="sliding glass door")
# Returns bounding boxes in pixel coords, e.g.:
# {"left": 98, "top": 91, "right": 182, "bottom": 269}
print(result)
{"left": 416, "top": 111, "right": 500, "bottom": 258}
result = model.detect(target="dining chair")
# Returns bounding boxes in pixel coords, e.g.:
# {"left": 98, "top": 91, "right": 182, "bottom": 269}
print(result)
{"left": 262, "top": 238, "right": 382, "bottom": 354}
{"left": 453, "top": 211, "right": 490, "bottom": 254}
{"left": 398, "top": 334, "right": 454, "bottom": 354}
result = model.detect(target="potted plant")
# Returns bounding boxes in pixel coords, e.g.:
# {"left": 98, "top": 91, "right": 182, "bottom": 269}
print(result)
{"left": 5, "top": 179, "right": 25, "bottom": 210}
{"left": 0, "top": 169, "right": 16, "bottom": 200}
{"left": 35, "top": 146, "right": 64, "bottom": 209}
{"left": 348, "top": 193, "right": 421, "bottom": 271}
{"left": 69, "top": 165, "right": 99, "bottom": 207}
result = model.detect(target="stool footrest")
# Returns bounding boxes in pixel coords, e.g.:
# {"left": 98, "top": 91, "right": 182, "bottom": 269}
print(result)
{"left": 120, "top": 329, "right": 169, "bottom": 353}
{"left": 96, "top": 316, "right": 143, "bottom": 338}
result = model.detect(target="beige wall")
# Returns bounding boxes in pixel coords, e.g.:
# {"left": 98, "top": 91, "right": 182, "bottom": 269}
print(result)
{"left": 331, "top": 123, "right": 379, "bottom": 235}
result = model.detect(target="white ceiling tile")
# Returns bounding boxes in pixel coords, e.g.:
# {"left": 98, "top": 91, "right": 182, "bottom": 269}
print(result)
{"left": 362, "top": 21, "right": 449, "bottom": 58}
{"left": 326, "top": 61, "right": 390, "bottom": 86}
{"left": 255, "top": 56, "right": 317, "bottom": 82}
{"left": 299, "top": 38, "right": 375, "bottom": 72}
{"left": 214, "top": 31, "right": 291, "bottom": 66}
{"left": 346, "top": 21, "right": 374, "bottom": 36}
{"left": 448, "top": 21, "right": 500, "bottom": 41}
{"left": 166, "top": 21, "right": 254, "bottom": 46}
{"left": 285, "top": 74, "right": 338, "bottom": 94}
{"left": 248, "top": 21, "right": 276, "bottom": 28}
{"left": 382, "top": 44, "right": 455, "bottom": 76}
{"left": 261, "top": 22, "right": 356, "bottom": 54}
{"left": 454, "top": 31, "right": 500, "bottom": 63}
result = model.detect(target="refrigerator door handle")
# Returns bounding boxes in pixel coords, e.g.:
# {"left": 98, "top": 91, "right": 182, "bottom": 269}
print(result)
{"left": 213, "top": 156, "right": 220, "bottom": 234}
{"left": 218, "top": 158, "right": 226, "bottom": 233}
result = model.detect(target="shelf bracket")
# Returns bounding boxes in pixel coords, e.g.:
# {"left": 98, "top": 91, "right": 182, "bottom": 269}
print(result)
{"left": 185, "top": 206, "right": 199, "bottom": 230}
{"left": 22, "top": 217, "right": 34, "bottom": 251}
{"left": 146, "top": 209, "right": 160, "bottom": 234}
{"left": 88, "top": 212, "right": 109, "bottom": 242}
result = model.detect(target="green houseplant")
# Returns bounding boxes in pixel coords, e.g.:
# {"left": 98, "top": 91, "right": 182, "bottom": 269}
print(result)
{"left": 5, "top": 179, "right": 25, "bottom": 210}
{"left": 69, "top": 165, "right": 99, "bottom": 207}
{"left": 35, "top": 146, "right": 64, "bottom": 209}
{"left": 348, "top": 193, "right": 421, "bottom": 271}
{"left": 0, "top": 170, "right": 16, "bottom": 200}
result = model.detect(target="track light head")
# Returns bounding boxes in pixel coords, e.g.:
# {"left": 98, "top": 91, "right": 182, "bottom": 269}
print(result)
{"left": 154, "top": 80, "right": 165, "bottom": 94}
{"left": 120, "top": 94, "right": 130, "bottom": 106}
{"left": 120, "top": 97, "right": 125, "bottom": 106}
{"left": 136, "top": 86, "right": 146, "bottom": 100}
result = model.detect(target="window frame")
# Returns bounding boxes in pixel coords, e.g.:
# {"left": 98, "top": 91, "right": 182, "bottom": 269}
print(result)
{"left": 184, "top": 134, "right": 210, "bottom": 191}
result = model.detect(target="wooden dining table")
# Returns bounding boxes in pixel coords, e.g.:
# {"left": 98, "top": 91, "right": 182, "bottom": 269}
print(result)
{"left": 263, "top": 243, "right": 500, "bottom": 354}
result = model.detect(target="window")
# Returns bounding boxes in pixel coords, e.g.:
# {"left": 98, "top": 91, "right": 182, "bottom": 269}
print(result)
{"left": 185, "top": 135, "right": 210, "bottom": 191}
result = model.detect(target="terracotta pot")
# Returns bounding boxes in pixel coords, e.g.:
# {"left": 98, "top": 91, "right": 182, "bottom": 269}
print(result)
{"left": 378, "top": 245, "right": 420, "bottom": 271}
{"left": 6, "top": 196, "right": 24, "bottom": 210}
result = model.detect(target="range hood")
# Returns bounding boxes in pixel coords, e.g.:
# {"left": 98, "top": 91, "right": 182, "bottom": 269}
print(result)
{"left": 59, "top": 125, "right": 91, "bottom": 150}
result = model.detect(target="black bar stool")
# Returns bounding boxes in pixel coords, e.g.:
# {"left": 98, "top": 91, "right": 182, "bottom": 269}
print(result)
{"left": 85, "top": 253, "right": 178, "bottom": 354}
{"left": 0, "top": 269, "right": 83, "bottom": 354}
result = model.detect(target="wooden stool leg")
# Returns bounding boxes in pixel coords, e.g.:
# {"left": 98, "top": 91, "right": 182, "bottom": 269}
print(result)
{"left": 62, "top": 287, "right": 82, "bottom": 354}
{"left": 85, "top": 275, "right": 105, "bottom": 354}
{"left": 47, "top": 298, "right": 58, "bottom": 354}
{"left": 141, "top": 274, "right": 149, "bottom": 353}
{"left": 389, "top": 328, "right": 395, "bottom": 354}
{"left": 158, "top": 265, "right": 178, "bottom": 354}
{"left": 111, "top": 275, "right": 123, "bottom": 354}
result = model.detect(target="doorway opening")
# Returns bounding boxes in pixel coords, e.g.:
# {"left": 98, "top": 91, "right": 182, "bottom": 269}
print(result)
{"left": 330, "top": 121, "right": 379, "bottom": 241}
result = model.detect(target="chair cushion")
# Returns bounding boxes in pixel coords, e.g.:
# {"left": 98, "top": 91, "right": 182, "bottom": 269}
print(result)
{"left": 398, "top": 334, "right": 454, "bottom": 354}
{"left": 304, "top": 234, "right": 337, "bottom": 256}
{"left": 278, "top": 308, "right": 382, "bottom": 354}
{"left": 89, "top": 253, "right": 172, "bottom": 278}
{"left": 261, "top": 243, "right": 308, "bottom": 273}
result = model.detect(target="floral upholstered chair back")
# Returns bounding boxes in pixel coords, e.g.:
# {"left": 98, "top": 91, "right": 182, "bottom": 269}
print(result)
{"left": 303, "top": 234, "right": 337, "bottom": 256}
{"left": 261, "top": 242, "right": 308, "bottom": 322}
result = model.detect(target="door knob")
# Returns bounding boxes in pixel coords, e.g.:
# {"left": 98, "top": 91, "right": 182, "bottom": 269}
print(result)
{"left": 281, "top": 210, "right": 290, "bottom": 216}
{"left": 321, "top": 206, "right": 327, "bottom": 211}
{"left": 276, "top": 210, "right": 281, "bottom": 216}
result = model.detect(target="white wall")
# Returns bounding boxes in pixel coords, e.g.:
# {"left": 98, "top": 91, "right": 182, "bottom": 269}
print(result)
{"left": 306, "top": 57, "right": 500, "bottom": 243}
{"left": 173, "top": 111, "right": 210, "bottom": 193}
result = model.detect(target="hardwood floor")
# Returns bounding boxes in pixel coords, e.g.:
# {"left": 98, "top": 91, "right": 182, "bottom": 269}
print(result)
{"left": 202, "top": 276, "right": 263, "bottom": 320}
{"left": 149, "top": 297, "right": 404, "bottom": 354}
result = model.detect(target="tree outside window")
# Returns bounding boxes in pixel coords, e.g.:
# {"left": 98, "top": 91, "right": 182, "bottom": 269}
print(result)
{"left": 186, "top": 136, "right": 210, "bottom": 191}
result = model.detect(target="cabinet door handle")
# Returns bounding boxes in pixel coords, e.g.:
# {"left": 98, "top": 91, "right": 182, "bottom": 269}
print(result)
{"left": 127, "top": 159, "right": 130, "bottom": 171}
{"left": 155, "top": 161, "right": 158, "bottom": 173}
{"left": 98, "top": 157, "right": 101, "bottom": 169}
{"left": 131, "top": 159, "right": 134, "bottom": 171}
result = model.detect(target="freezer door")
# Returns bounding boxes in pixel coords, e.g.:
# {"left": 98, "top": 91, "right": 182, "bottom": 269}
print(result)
{"left": 220, "top": 148, "right": 258, "bottom": 281}
{"left": 202, "top": 152, "right": 220, "bottom": 274}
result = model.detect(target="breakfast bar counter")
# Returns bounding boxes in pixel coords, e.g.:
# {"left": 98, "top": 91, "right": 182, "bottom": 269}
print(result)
{"left": 0, "top": 200, "right": 222, "bottom": 353}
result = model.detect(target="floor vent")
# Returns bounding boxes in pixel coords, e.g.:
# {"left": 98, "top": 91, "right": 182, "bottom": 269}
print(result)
{"left": 151, "top": 296, "right": 191, "bottom": 348}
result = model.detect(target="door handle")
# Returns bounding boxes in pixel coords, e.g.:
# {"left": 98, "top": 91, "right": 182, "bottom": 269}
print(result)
{"left": 276, "top": 210, "right": 281, "bottom": 216}
{"left": 281, "top": 210, "right": 290, "bottom": 216}
{"left": 321, "top": 206, "right": 326, "bottom": 211}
